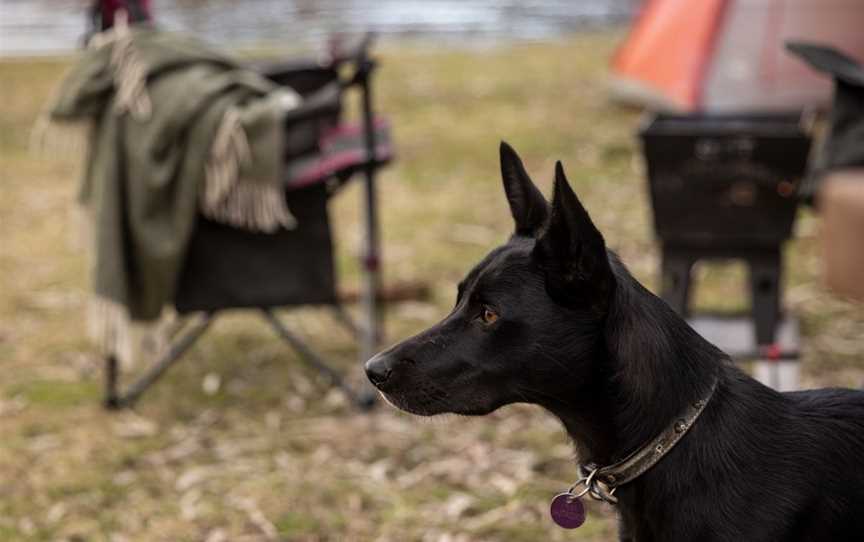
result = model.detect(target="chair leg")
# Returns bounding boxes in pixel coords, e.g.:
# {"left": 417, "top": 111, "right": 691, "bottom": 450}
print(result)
{"left": 262, "top": 309, "right": 377, "bottom": 410}
{"left": 330, "top": 304, "right": 365, "bottom": 339}
{"left": 105, "top": 355, "right": 121, "bottom": 410}
{"left": 358, "top": 64, "right": 384, "bottom": 363}
{"left": 102, "top": 312, "right": 214, "bottom": 410}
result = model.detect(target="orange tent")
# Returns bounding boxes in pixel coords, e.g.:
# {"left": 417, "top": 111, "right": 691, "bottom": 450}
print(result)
{"left": 611, "top": 0, "right": 864, "bottom": 112}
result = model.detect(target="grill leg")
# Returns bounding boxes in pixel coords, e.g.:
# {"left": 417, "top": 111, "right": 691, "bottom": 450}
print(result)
{"left": 660, "top": 249, "right": 693, "bottom": 316}
{"left": 102, "top": 312, "right": 214, "bottom": 410}
{"left": 262, "top": 309, "right": 376, "bottom": 410}
{"left": 749, "top": 248, "right": 782, "bottom": 347}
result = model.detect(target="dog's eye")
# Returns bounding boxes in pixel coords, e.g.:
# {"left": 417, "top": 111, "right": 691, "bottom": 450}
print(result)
{"left": 480, "top": 306, "right": 499, "bottom": 325}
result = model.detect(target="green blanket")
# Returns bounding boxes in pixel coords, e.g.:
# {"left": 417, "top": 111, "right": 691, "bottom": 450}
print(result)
{"left": 42, "top": 25, "right": 300, "bottom": 354}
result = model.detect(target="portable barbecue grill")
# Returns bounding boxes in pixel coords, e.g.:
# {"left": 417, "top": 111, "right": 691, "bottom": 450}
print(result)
{"left": 640, "top": 112, "right": 812, "bottom": 359}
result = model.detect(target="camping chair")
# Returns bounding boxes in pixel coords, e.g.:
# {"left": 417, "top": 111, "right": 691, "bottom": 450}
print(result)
{"left": 104, "top": 36, "right": 390, "bottom": 411}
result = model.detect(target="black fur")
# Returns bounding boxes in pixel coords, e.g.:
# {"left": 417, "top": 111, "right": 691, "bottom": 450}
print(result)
{"left": 365, "top": 142, "right": 864, "bottom": 541}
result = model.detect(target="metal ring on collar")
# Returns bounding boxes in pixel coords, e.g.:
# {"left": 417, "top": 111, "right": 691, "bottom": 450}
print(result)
{"left": 568, "top": 477, "right": 591, "bottom": 499}
{"left": 569, "top": 466, "right": 601, "bottom": 499}
{"left": 588, "top": 478, "right": 618, "bottom": 504}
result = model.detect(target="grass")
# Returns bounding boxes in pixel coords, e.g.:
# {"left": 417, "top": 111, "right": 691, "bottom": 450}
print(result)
{"left": 1, "top": 32, "right": 863, "bottom": 541}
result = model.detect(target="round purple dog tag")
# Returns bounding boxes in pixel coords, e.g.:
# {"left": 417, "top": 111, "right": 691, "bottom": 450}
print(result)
{"left": 550, "top": 492, "right": 586, "bottom": 529}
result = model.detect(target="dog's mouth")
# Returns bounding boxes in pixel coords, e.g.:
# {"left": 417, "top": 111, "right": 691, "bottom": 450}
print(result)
{"left": 375, "top": 379, "right": 505, "bottom": 418}
{"left": 375, "top": 384, "right": 451, "bottom": 416}
{"left": 366, "top": 354, "right": 501, "bottom": 416}
{"left": 366, "top": 354, "right": 459, "bottom": 415}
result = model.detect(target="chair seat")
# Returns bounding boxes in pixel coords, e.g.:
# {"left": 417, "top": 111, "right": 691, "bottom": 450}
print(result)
{"left": 175, "top": 183, "right": 336, "bottom": 313}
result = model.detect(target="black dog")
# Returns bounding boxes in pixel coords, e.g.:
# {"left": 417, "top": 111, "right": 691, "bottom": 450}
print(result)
{"left": 366, "top": 143, "right": 864, "bottom": 541}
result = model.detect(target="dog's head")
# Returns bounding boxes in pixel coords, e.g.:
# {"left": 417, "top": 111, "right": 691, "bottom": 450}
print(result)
{"left": 365, "top": 142, "right": 615, "bottom": 416}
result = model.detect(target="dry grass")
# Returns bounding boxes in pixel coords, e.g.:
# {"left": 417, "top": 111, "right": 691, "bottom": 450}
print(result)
{"left": 1, "top": 33, "right": 862, "bottom": 541}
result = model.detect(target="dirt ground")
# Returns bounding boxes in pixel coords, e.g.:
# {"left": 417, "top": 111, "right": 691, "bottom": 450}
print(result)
{"left": 1, "top": 33, "right": 862, "bottom": 541}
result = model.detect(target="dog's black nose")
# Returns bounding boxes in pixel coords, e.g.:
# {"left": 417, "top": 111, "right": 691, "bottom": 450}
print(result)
{"left": 365, "top": 354, "right": 393, "bottom": 387}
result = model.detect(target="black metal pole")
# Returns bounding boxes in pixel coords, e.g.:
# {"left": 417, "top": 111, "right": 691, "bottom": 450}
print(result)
{"left": 358, "top": 55, "right": 382, "bottom": 364}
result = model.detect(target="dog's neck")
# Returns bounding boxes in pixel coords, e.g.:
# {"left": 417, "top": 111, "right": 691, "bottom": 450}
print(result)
{"left": 548, "top": 263, "right": 724, "bottom": 467}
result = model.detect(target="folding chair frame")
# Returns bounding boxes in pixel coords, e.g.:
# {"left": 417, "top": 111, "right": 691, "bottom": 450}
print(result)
{"left": 104, "top": 38, "right": 384, "bottom": 411}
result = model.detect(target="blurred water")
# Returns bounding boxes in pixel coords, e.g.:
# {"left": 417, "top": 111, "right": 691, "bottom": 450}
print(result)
{"left": 0, "top": 0, "right": 637, "bottom": 56}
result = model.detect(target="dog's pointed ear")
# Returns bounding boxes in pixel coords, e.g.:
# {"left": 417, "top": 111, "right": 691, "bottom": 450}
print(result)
{"left": 500, "top": 141, "right": 548, "bottom": 237}
{"left": 533, "top": 161, "right": 613, "bottom": 311}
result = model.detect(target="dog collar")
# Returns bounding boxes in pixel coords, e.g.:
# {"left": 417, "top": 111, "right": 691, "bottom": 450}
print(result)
{"left": 550, "top": 378, "right": 718, "bottom": 528}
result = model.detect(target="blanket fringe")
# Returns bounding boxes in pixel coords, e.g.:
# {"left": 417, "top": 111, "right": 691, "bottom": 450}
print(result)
{"left": 29, "top": 115, "right": 92, "bottom": 158}
{"left": 108, "top": 27, "right": 152, "bottom": 120}
{"left": 69, "top": 203, "right": 92, "bottom": 252}
{"left": 29, "top": 54, "right": 92, "bottom": 159}
{"left": 87, "top": 297, "right": 135, "bottom": 367}
{"left": 202, "top": 106, "right": 297, "bottom": 232}
{"left": 87, "top": 296, "right": 178, "bottom": 368}
{"left": 29, "top": 9, "right": 145, "bottom": 157}
{"left": 90, "top": 10, "right": 152, "bottom": 120}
